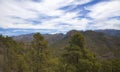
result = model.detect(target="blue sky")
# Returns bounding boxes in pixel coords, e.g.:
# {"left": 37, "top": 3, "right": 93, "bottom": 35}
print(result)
{"left": 0, "top": 0, "right": 120, "bottom": 36}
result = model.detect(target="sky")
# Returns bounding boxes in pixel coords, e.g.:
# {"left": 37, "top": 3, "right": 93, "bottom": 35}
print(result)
{"left": 0, "top": 0, "right": 120, "bottom": 36}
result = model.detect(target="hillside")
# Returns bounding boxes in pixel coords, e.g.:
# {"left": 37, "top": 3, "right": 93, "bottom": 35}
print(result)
{"left": 12, "top": 29, "right": 120, "bottom": 59}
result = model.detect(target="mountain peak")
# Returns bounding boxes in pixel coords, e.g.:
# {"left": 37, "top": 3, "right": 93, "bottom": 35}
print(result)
{"left": 66, "top": 30, "right": 80, "bottom": 37}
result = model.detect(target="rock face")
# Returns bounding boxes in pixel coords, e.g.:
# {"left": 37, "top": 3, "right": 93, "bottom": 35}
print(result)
{"left": 12, "top": 33, "right": 34, "bottom": 43}
{"left": 43, "top": 33, "right": 65, "bottom": 44}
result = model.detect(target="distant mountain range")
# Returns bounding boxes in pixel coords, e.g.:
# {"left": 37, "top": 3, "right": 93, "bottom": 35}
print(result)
{"left": 95, "top": 29, "right": 120, "bottom": 36}
{"left": 12, "top": 29, "right": 120, "bottom": 60}
{"left": 12, "top": 29, "right": 120, "bottom": 44}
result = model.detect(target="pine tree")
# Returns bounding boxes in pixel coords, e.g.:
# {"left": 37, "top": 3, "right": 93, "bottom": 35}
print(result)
{"left": 101, "top": 59, "right": 120, "bottom": 72}
{"left": 3, "top": 36, "right": 17, "bottom": 72}
{"left": 61, "top": 32, "right": 101, "bottom": 72}
{"left": 30, "top": 33, "right": 50, "bottom": 72}
{"left": 2, "top": 36, "right": 28, "bottom": 72}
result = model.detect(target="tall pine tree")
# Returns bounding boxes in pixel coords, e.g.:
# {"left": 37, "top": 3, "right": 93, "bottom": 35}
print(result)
{"left": 61, "top": 32, "right": 101, "bottom": 72}
{"left": 30, "top": 33, "right": 50, "bottom": 72}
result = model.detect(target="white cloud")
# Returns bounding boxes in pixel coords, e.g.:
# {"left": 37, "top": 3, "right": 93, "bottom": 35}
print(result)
{"left": 0, "top": 1, "right": 37, "bottom": 19}
{"left": 86, "top": 0, "right": 120, "bottom": 20}
{"left": 0, "top": 0, "right": 120, "bottom": 35}
{"left": 86, "top": 0, "right": 120, "bottom": 30}
{"left": 0, "top": 0, "right": 91, "bottom": 31}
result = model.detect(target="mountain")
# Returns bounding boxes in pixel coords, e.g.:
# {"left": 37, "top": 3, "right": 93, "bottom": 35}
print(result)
{"left": 12, "top": 33, "right": 65, "bottom": 45}
{"left": 48, "top": 30, "right": 120, "bottom": 59}
{"left": 12, "top": 29, "right": 120, "bottom": 59}
{"left": 82, "top": 30, "right": 120, "bottom": 59}
{"left": 95, "top": 29, "right": 120, "bottom": 36}
{"left": 12, "top": 33, "right": 34, "bottom": 43}
{"left": 12, "top": 29, "right": 120, "bottom": 43}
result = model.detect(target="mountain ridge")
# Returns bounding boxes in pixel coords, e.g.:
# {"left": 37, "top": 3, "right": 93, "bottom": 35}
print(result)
{"left": 12, "top": 29, "right": 120, "bottom": 60}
